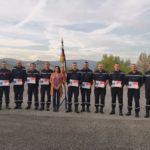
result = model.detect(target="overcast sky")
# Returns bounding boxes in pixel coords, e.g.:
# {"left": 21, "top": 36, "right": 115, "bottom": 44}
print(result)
{"left": 0, "top": 0, "right": 150, "bottom": 62}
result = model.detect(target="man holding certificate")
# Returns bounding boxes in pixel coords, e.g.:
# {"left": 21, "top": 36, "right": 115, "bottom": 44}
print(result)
{"left": 109, "top": 63, "right": 125, "bottom": 116}
{"left": 80, "top": 62, "right": 93, "bottom": 112}
{"left": 144, "top": 63, "right": 150, "bottom": 118}
{"left": 40, "top": 62, "right": 53, "bottom": 111}
{"left": 93, "top": 63, "right": 109, "bottom": 113}
{"left": 126, "top": 64, "right": 143, "bottom": 117}
{"left": 0, "top": 61, "right": 12, "bottom": 110}
{"left": 66, "top": 62, "right": 80, "bottom": 113}
{"left": 12, "top": 61, "right": 26, "bottom": 109}
{"left": 26, "top": 63, "right": 40, "bottom": 110}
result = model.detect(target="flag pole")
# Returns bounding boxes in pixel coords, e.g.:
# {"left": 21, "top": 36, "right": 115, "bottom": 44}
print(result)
{"left": 60, "top": 39, "right": 67, "bottom": 110}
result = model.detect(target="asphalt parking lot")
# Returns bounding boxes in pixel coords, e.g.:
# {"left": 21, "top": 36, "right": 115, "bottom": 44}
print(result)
{"left": 0, "top": 86, "right": 149, "bottom": 150}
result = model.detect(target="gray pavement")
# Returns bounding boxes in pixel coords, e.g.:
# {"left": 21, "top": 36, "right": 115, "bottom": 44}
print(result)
{"left": 0, "top": 86, "right": 149, "bottom": 150}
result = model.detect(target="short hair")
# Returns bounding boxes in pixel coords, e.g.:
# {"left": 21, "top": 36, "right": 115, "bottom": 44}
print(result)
{"left": 44, "top": 61, "right": 50, "bottom": 65}
{"left": 73, "top": 62, "right": 77, "bottom": 65}
{"left": 2, "top": 61, "right": 7, "bottom": 64}
{"left": 30, "top": 63, "right": 36, "bottom": 66}
{"left": 131, "top": 64, "right": 136, "bottom": 66}
{"left": 84, "top": 61, "right": 89, "bottom": 64}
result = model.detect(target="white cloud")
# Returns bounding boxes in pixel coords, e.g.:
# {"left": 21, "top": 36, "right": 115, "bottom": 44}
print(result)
{"left": 0, "top": 38, "right": 43, "bottom": 47}
{"left": 0, "top": 0, "right": 150, "bottom": 62}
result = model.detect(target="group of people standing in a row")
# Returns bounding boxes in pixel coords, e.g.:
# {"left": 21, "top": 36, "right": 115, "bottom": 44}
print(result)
{"left": 0, "top": 60, "right": 150, "bottom": 118}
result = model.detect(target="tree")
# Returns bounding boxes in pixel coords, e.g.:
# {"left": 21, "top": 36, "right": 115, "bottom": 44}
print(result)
{"left": 137, "top": 52, "right": 150, "bottom": 73}
{"left": 96, "top": 54, "right": 131, "bottom": 73}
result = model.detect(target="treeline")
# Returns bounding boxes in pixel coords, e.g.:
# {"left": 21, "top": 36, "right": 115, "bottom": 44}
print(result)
{"left": 96, "top": 52, "right": 150, "bottom": 73}
{"left": 1, "top": 53, "right": 150, "bottom": 73}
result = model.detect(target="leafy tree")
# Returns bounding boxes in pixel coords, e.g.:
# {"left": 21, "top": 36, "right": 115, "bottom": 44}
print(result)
{"left": 96, "top": 54, "right": 131, "bottom": 73}
{"left": 137, "top": 52, "right": 150, "bottom": 73}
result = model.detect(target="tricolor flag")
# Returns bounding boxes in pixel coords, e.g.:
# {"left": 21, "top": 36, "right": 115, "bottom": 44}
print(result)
{"left": 60, "top": 39, "right": 67, "bottom": 82}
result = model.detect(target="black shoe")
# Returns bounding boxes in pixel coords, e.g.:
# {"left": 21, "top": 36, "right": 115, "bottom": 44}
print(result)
{"left": 81, "top": 107, "right": 85, "bottom": 112}
{"left": 75, "top": 105, "right": 80, "bottom": 113}
{"left": 40, "top": 107, "right": 44, "bottom": 111}
{"left": 119, "top": 109, "right": 123, "bottom": 116}
{"left": 56, "top": 106, "right": 59, "bottom": 112}
{"left": 135, "top": 112, "right": 139, "bottom": 118}
{"left": 126, "top": 111, "right": 131, "bottom": 116}
{"left": 75, "top": 110, "right": 80, "bottom": 113}
{"left": 53, "top": 108, "right": 57, "bottom": 112}
{"left": 18, "top": 106, "right": 22, "bottom": 109}
{"left": 95, "top": 107, "right": 99, "bottom": 113}
{"left": 144, "top": 112, "right": 149, "bottom": 118}
{"left": 35, "top": 107, "right": 38, "bottom": 110}
{"left": 144, "top": 110, "right": 149, "bottom": 118}
{"left": 6, "top": 105, "right": 11, "bottom": 110}
{"left": 26, "top": 106, "right": 31, "bottom": 110}
{"left": 46, "top": 104, "right": 50, "bottom": 111}
{"left": 66, "top": 109, "right": 72, "bottom": 113}
{"left": 14, "top": 106, "right": 18, "bottom": 109}
{"left": 110, "top": 109, "right": 115, "bottom": 115}
{"left": 86, "top": 107, "right": 90, "bottom": 113}
{"left": 119, "top": 112, "right": 123, "bottom": 116}
{"left": 144, "top": 114, "right": 149, "bottom": 118}
{"left": 46, "top": 108, "right": 50, "bottom": 111}
{"left": 0, "top": 106, "right": 2, "bottom": 110}
{"left": 100, "top": 107, "right": 104, "bottom": 114}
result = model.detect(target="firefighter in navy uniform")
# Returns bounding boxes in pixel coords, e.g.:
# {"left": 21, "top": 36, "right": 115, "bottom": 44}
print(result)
{"left": 40, "top": 62, "right": 53, "bottom": 111}
{"left": 26, "top": 63, "right": 40, "bottom": 110}
{"left": 109, "top": 63, "right": 125, "bottom": 116}
{"left": 80, "top": 62, "right": 93, "bottom": 112}
{"left": 144, "top": 63, "right": 150, "bottom": 118}
{"left": 126, "top": 64, "right": 143, "bottom": 117}
{"left": 93, "top": 63, "right": 109, "bottom": 113}
{"left": 0, "top": 61, "right": 12, "bottom": 110}
{"left": 66, "top": 62, "right": 80, "bottom": 113}
{"left": 12, "top": 61, "right": 26, "bottom": 109}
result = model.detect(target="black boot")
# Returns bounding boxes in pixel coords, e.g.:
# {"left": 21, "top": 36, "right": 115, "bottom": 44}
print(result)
{"left": 81, "top": 105, "right": 85, "bottom": 112}
{"left": 35, "top": 106, "right": 38, "bottom": 110}
{"left": 126, "top": 109, "right": 131, "bottom": 116}
{"left": 110, "top": 107, "right": 115, "bottom": 115}
{"left": 66, "top": 104, "right": 72, "bottom": 113}
{"left": 0, "top": 104, "right": 2, "bottom": 110}
{"left": 75, "top": 105, "right": 79, "bottom": 113}
{"left": 26, "top": 105, "right": 31, "bottom": 110}
{"left": 135, "top": 111, "right": 139, "bottom": 118}
{"left": 144, "top": 111, "right": 149, "bottom": 118}
{"left": 95, "top": 106, "right": 99, "bottom": 113}
{"left": 35, "top": 103, "right": 39, "bottom": 110}
{"left": 119, "top": 107, "right": 123, "bottom": 116}
{"left": 14, "top": 103, "right": 18, "bottom": 109}
{"left": 144, "top": 108, "right": 149, "bottom": 118}
{"left": 6, "top": 104, "right": 10, "bottom": 110}
{"left": 18, "top": 103, "right": 22, "bottom": 109}
{"left": 86, "top": 105, "right": 90, "bottom": 113}
{"left": 53, "top": 107, "right": 57, "bottom": 112}
{"left": 100, "top": 107, "right": 104, "bottom": 114}
{"left": 40, "top": 104, "right": 45, "bottom": 111}
{"left": 56, "top": 105, "right": 59, "bottom": 112}
{"left": 46, "top": 104, "right": 50, "bottom": 111}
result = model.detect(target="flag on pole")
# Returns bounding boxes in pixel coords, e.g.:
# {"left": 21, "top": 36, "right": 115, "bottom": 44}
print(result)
{"left": 60, "top": 39, "right": 67, "bottom": 82}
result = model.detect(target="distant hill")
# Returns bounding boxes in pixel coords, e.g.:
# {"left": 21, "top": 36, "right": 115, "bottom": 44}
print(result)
{"left": 0, "top": 58, "right": 97, "bottom": 71}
